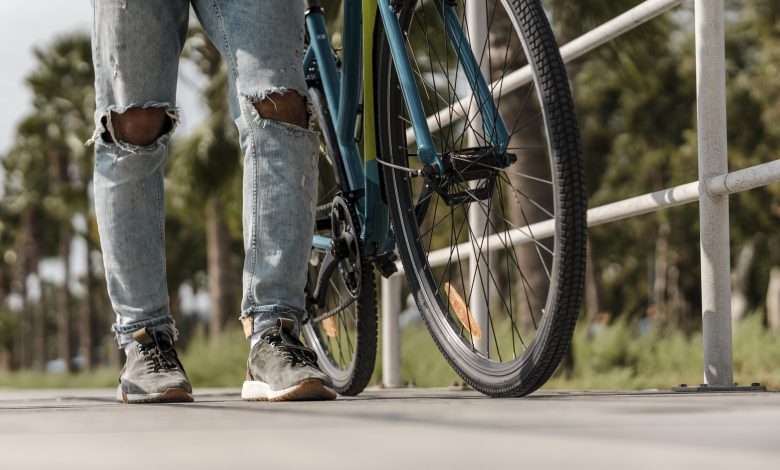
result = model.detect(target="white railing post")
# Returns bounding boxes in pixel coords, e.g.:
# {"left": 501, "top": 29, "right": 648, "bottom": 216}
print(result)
{"left": 466, "top": 0, "right": 491, "bottom": 357}
{"left": 381, "top": 274, "right": 402, "bottom": 387}
{"left": 695, "top": 0, "right": 733, "bottom": 387}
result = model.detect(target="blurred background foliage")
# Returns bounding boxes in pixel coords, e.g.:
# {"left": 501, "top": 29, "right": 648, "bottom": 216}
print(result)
{"left": 1, "top": 0, "right": 780, "bottom": 389}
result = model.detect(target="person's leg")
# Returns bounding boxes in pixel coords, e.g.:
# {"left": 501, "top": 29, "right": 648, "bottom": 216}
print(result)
{"left": 193, "top": 0, "right": 334, "bottom": 401}
{"left": 192, "top": 0, "right": 319, "bottom": 338}
{"left": 90, "top": 0, "right": 192, "bottom": 403}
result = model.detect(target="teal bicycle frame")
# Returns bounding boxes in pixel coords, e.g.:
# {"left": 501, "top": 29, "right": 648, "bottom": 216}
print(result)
{"left": 302, "top": 0, "right": 509, "bottom": 259}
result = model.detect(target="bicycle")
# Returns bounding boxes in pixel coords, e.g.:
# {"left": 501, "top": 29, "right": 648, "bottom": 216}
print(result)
{"left": 301, "top": 0, "right": 586, "bottom": 397}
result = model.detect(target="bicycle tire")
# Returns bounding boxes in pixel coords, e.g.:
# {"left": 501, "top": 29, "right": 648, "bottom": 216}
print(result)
{"left": 301, "top": 86, "right": 378, "bottom": 396}
{"left": 375, "top": 0, "right": 586, "bottom": 397}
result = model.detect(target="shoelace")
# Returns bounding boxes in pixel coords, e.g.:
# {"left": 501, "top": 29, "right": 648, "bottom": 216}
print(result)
{"left": 138, "top": 333, "right": 181, "bottom": 373}
{"left": 265, "top": 329, "right": 319, "bottom": 368}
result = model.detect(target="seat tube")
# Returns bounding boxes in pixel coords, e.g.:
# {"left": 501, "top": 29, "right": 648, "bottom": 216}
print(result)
{"left": 306, "top": 1, "right": 365, "bottom": 196}
{"left": 362, "top": 0, "right": 394, "bottom": 253}
{"left": 305, "top": 3, "right": 341, "bottom": 123}
{"left": 336, "top": 0, "right": 363, "bottom": 162}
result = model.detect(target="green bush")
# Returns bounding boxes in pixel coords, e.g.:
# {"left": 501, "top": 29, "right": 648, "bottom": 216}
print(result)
{"left": 1, "top": 313, "right": 777, "bottom": 391}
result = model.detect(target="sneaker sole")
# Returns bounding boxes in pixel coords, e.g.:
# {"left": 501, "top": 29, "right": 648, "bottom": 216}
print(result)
{"left": 241, "top": 379, "right": 337, "bottom": 402}
{"left": 116, "top": 385, "right": 194, "bottom": 404}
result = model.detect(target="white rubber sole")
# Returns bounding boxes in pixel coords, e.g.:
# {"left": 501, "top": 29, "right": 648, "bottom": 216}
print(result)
{"left": 116, "top": 384, "right": 194, "bottom": 404}
{"left": 241, "top": 379, "right": 337, "bottom": 402}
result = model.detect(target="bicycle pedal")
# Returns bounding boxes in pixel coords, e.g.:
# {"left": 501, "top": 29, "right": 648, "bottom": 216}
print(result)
{"left": 374, "top": 251, "right": 399, "bottom": 278}
{"left": 429, "top": 147, "right": 517, "bottom": 206}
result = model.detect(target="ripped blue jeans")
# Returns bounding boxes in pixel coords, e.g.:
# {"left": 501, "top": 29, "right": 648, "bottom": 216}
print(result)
{"left": 89, "top": 0, "right": 318, "bottom": 346}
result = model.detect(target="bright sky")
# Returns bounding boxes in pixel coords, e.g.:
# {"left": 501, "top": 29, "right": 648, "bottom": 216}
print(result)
{"left": 0, "top": 1, "right": 205, "bottom": 156}
{"left": 1, "top": 2, "right": 91, "bottom": 154}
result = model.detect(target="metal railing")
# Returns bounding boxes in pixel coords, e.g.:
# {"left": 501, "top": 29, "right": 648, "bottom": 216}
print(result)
{"left": 380, "top": 0, "right": 779, "bottom": 388}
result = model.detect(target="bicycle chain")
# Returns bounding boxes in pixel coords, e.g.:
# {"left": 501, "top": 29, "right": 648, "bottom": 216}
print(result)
{"left": 316, "top": 202, "right": 333, "bottom": 214}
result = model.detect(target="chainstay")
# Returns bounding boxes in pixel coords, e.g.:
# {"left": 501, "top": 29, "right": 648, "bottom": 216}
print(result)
{"left": 312, "top": 297, "right": 356, "bottom": 323}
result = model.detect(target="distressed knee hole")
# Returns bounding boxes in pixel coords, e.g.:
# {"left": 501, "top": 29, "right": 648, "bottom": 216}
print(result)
{"left": 102, "top": 107, "right": 173, "bottom": 147}
{"left": 252, "top": 92, "right": 310, "bottom": 130}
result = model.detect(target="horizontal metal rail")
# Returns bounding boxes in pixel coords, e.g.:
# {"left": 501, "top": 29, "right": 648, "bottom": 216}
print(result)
{"left": 405, "top": 0, "right": 685, "bottom": 144}
{"left": 709, "top": 158, "right": 780, "bottom": 196}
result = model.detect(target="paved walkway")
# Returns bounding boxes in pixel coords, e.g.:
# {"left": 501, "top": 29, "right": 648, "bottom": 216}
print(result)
{"left": 0, "top": 387, "right": 778, "bottom": 469}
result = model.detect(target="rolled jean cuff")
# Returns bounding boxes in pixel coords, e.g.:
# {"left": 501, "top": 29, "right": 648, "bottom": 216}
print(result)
{"left": 239, "top": 305, "right": 304, "bottom": 338}
{"left": 111, "top": 315, "right": 176, "bottom": 347}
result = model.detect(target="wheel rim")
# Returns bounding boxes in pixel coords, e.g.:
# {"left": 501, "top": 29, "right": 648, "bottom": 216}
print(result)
{"left": 386, "top": 0, "right": 568, "bottom": 374}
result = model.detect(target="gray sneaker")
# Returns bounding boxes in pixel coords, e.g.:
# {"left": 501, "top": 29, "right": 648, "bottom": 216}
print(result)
{"left": 116, "top": 326, "right": 193, "bottom": 404}
{"left": 242, "top": 318, "right": 337, "bottom": 401}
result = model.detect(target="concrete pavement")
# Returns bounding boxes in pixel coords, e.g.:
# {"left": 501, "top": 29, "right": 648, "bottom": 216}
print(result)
{"left": 0, "top": 387, "right": 778, "bottom": 469}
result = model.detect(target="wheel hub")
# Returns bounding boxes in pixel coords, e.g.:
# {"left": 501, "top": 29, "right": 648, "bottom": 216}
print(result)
{"left": 427, "top": 147, "right": 516, "bottom": 206}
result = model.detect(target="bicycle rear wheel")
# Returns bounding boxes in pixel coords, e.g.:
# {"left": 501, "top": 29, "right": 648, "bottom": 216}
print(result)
{"left": 375, "top": 0, "right": 586, "bottom": 396}
{"left": 302, "top": 86, "right": 377, "bottom": 396}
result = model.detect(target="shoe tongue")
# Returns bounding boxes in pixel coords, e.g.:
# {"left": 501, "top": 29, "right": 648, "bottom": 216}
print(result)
{"left": 132, "top": 327, "right": 154, "bottom": 345}
{"left": 132, "top": 327, "right": 173, "bottom": 349}
{"left": 275, "top": 317, "right": 296, "bottom": 335}
{"left": 260, "top": 317, "right": 296, "bottom": 340}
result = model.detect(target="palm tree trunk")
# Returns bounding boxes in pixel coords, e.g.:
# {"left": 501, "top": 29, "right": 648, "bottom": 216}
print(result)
{"left": 15, "top": 207, "right": 38, "bottom": 369}
{"left": 585, "top": 238, "right": 599, "bottom": 322}
{"left": 57, "top": 227, "right": 72, "bottom": 370}
{"left": 652, "top": 224, "right": 669, "bottom": 319}
{"left": 767, "top": 266, "right": 780, "bottom": 333}
{"left": 206, "top": 196, "right": 236, "bottom": 338}
{"left": 731, "top": 237, "right": 756, "bottom": 326}
{"left": 79, "top": 240, "right": 96, "bottom": 369}
{"left": 31, "top": 288, "right": 46, "bottom": 371}
{"left": 0, "top": 265, "right": 6, "bottom": 312}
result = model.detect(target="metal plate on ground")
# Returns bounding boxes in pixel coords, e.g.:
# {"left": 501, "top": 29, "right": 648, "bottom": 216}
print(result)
{"left": 672, "top": 383, "right": 767, "bottom": 393}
